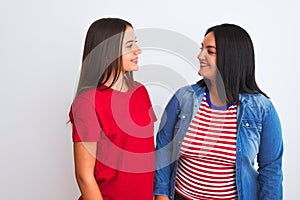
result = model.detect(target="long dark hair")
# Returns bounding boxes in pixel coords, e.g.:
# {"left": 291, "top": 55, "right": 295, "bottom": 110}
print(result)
{"left": 198, "top": 23, "right": 268, "bottom": 104}
{"left": 75, "top": 18, "right": 134, "bottom": 97}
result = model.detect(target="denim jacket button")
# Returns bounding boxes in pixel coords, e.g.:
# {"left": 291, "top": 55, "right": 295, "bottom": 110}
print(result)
{"left": 182, "top": 115, "right": 186, "bottom": 119}
{"left": 245, "top": 123, "right": 249, "bottom": 127}
{"left": 237, "top": 148, "right": 241, "bottom": 152}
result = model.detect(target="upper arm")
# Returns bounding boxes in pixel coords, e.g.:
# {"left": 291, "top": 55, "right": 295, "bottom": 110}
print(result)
{"left": 74, "top": 142, "right": 104, "bottom": 200}
{"left": 257, "top": 102, "right": 283, "bottom": 199}
{"left": 156, "top": 94, "right": 180, "bottom": 150}
{"left": 154, "top": 94, "right": 180, "bottom": 196}
{"left": 69, "top": 91, "right": 101, "bottom": 142}
{"left": 258, "top": 102, "right": 283, "bottom": 167}
{"left": 74, "top": 142, "right": 97, "bottom": 180}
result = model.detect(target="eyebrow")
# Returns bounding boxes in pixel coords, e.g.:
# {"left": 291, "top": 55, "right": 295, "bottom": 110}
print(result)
{"left": 201, "top": 43, "right": 216, "bottom": 49}
{"left": 207, "top": 45, "right": 216, "bottom": 49}
{"left": 125, "top": 38, "right": 136, "bottom": 45}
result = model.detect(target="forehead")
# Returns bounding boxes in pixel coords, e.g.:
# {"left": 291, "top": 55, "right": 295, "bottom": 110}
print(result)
{"left": 123, "top": 26, "right": 135, "bottom": 41}
{"left": 203, "top": 31, "right": 216, "bottom": 46}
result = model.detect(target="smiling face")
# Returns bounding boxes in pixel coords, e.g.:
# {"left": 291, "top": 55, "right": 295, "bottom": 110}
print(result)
{"left": 197, "top": 31, "right": 217, "bottom": 81}
{"left": 121, "top": 26, "right": 142, "bottom": 72}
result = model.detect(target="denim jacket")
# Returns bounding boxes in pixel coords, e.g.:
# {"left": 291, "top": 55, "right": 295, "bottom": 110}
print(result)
{"left": 154, "top": 84, "right": 283, "bottom": 200}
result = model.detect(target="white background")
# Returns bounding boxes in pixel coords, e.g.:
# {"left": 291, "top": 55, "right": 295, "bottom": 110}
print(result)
{"left": 1, "top": 0, "right": 299, "bottom": 199}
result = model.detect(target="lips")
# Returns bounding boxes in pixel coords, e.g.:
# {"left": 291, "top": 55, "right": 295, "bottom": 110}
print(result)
{"left": 131, "top": 58, "right": 138, "bottom": 65}
{"left": 200, "top": 63, "right": 208, "bottom": 67}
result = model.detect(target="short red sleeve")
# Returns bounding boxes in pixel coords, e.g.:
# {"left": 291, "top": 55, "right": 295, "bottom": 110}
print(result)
{"left": 141, "top": 85, "right": 157, "bottom": 122}
{"left": 130, "top": 83, "right": 157, "bottom": 125}
{"left": 69, "top": 90, "right": 101, "bottom": 142}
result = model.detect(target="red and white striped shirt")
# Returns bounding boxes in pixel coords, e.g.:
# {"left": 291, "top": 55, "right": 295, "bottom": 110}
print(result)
{"left": 175, "top": 92, "right": 238, "bottom": 200}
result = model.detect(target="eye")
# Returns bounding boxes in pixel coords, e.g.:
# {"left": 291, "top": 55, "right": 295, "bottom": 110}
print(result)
{"left": 208, "top": 50, "right": 216, "bottom": 55}
{"left": 126, "top": 44, "right": 133, "bottom": 48}
{"left": 125, "top": 40, "right": 138, "bottom": 49}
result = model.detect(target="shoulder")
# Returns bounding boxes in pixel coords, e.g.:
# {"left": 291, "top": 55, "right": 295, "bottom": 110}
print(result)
{"left": 241, "top": 93, "right": 271, "bottom": 104}
{"left": 132, "top": 81, "right": 149, "bottom": 94}
{"left": 134, "top": 81, "right": 146, "bottom": 90}
{"left": 174, "top": 83, "right": 205, "bottom": 98}
{"left": 72, "top": 89, "right": 97, "bottom": 105}
{"left": 71, "top": 88, "right": 107, "bottom": 111}
{"left": 175, "top": 84, "right": 192, "bottom": 95}
{"left": 240, "top": 93, "right": 275, "bottom": 112}
{"left": 69, "top": 89, "right": 99, "bottom": 120}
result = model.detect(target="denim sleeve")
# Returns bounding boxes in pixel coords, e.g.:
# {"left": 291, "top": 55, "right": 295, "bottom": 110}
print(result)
{"left": 154, "top": 94, "right": 180, "bottom": 197}
{"left": 257, "top": 102, "right": 283, "bottom": 199}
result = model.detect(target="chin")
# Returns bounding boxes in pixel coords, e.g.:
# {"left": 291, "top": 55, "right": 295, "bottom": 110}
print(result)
{"left": 124, "top": 65, "right": 139, "bottom": 72}
{"left": 198, "top": 70, "right": 203, "bottom": 76}
{"left": 127, "top": 68, "right": 138, "bottom": 72}
{"left": 131, "top": 65, "right": 139, "bottom": 71}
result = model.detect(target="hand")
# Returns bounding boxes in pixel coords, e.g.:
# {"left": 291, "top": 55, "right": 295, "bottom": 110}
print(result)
{"left": 155, "top": 195, "right": 170, "bottom": 200}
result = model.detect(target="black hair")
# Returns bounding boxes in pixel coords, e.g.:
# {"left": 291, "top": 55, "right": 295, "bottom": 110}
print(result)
{"left": 198, "top": 23, "right": 268, "bottom": 104}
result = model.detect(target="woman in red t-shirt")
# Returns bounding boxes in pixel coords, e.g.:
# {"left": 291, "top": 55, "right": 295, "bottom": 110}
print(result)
{"left": 69, "top": 18, "right": 156, "bottom": 200}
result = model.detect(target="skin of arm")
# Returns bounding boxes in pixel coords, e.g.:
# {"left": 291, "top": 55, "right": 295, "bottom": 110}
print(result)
{"left": 155, "top": 195, "right": 170, "bottom": 200}
{"left": 74, "top": 142, "right": 103, "bottom": 200}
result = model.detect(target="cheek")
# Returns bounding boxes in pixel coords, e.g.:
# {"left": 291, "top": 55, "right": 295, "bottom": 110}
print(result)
{"left": 208, "top": 55, "right": 217, "bottom": 67}
{"left": 122, "top": 55, "right": 130, "bottom": 64}
{"left": 122, "top": 55, "right": 133, "bottom": 71}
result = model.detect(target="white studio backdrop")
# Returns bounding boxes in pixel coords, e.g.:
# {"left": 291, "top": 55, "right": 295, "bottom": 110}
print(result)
{"left": 0, "top": 0, "right": 299, "bottom": 199}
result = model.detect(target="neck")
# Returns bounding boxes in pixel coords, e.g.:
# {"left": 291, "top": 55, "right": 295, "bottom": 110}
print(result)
{"left": 209, "top": 83, "right": 227, "bottom": 107}
{"left": 105, "top": 73, "right": 128, "bottom": 92}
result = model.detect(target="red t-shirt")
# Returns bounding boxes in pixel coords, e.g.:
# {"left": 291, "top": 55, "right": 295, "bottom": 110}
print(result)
{"left": 69, "top": 83, "right": 156, "bottom": 200}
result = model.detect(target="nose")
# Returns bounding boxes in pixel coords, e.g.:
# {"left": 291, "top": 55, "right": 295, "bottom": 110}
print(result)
{"left": 134, "top": 44, "right": 142, "bottom": 55}
{"left": 197, "top": 49, "right": 206, "bottom": 61}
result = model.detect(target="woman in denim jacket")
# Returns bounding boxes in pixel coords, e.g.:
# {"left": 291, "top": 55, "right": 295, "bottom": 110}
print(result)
{"left": 154, "top": 24, "right": 283, "bottom": 200}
